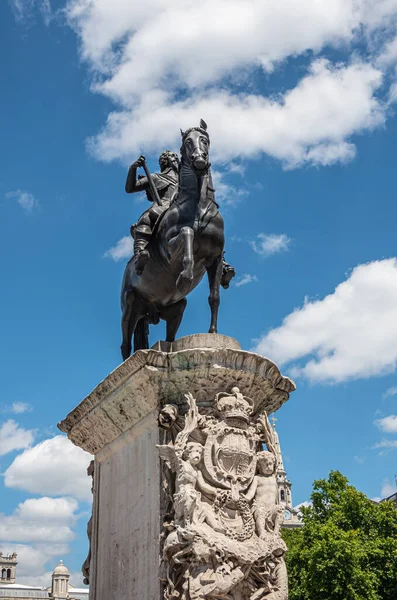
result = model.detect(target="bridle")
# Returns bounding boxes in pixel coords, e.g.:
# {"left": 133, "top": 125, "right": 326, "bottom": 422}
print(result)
{"left": 180, "top": 128, "right": 210, "bottom": 172}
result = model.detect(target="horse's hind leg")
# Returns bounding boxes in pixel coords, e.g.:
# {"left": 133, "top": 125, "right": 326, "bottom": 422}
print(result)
{"left": 121, "top": 292, "right": 142, "bottom": 361}
{"left": 159, "top": 298, "right": 187, "bottom": 343}
{"left": 206, "top": 255, "right": 223, "bottom": 334}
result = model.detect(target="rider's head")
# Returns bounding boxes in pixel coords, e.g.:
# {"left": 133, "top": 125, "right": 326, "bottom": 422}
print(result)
{"left": 159, "top": 150, "right": 179, "bottom": 172}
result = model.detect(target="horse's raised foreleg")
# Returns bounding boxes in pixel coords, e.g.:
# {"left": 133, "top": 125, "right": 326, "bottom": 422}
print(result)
{"left": 170, "top": 226, "right": 194, "bottom": 296}
{"left": 206, "top": 255, "right": 223, "bottom": 334}
{"left": 160, "top": 298, "right": 187, "bottom": 343}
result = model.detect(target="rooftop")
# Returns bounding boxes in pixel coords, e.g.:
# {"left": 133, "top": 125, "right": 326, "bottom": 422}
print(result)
{"left": 0, "top": 584, "right": 44, "bottom": 590}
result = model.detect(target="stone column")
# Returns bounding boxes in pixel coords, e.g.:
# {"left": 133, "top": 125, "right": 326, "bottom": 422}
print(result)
{"left": 58, "top": 334, "right": 295, "bottom": 600}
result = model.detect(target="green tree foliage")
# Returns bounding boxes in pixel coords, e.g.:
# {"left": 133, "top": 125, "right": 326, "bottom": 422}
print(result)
{"left": 282, "top": 471, "right": 397, "bottom": 600}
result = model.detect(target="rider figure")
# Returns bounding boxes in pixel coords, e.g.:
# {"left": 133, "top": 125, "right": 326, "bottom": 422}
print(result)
{"left": 126, "top": 151, "right": 236, "bottom": 287}
{"left": 126, "top": 150, "right": 179, "bottom": 275}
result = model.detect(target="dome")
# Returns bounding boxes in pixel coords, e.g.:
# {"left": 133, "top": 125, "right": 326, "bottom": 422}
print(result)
{"left": 53, "top": 560, "right": 69, "bottom": 576}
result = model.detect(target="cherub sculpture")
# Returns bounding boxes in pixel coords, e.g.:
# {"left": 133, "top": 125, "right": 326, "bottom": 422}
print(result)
{"left": 244, "top": 412, "right": 284, "bottom": 538}
{"left": 251, "top": 451, "right": 284, "bottom": 537}
{"left": 158, "top": 441, "right": 203, "bottom": 526}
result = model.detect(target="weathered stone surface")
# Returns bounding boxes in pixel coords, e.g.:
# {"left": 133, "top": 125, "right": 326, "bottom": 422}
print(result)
{"left": 58, "top": 336, "right": 295, "bottom": 455}
{"left": 89, "top": 412, "right": 160, "bottom": 600}
{"left": 151, "top": 333, "right": 241, "bottom": 352}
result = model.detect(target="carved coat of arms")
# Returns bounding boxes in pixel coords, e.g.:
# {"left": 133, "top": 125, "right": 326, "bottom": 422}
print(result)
{"left": 157, "top": 387, "right": 288, "bottom": 600}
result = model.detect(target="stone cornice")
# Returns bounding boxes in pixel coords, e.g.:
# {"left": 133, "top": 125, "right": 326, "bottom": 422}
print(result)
{"left": 58, "top": 337, "right": 295, "bottom": 455}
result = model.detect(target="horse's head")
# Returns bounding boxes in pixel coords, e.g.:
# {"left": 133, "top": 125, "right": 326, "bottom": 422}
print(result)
{"left": 180, "top": 119, "right": 210, "bottom": 172}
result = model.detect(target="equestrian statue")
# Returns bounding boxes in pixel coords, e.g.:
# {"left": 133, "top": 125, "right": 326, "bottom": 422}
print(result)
{"left": 120, "top": 119, "right": 235, "bottom": 360}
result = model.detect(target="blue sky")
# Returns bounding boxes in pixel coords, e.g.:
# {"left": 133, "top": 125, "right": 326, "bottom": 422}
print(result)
{"left": 2, "top": 0, "right": 397, "bottom": 586}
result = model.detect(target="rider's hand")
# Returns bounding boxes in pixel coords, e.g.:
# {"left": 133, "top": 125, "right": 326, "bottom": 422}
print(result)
{"left": 131, "top": 155, "right": 145, "bottom": 169}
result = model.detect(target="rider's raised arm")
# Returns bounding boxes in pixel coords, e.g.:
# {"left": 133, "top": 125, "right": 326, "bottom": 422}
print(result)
{"left": 125, "top": 156, "right": 149, "bottom": 193}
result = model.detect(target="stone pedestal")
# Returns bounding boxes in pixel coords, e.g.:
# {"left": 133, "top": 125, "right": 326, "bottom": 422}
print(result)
{"left": 58, "top": 334, "right": 295, "bottom": 600}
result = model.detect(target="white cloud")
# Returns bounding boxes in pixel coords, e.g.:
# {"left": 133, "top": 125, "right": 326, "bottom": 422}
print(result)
{"left": 388, "top": 81, "right": 397, "bottom": 104}
{"left": 67, "top": 571, "right": 88, "bottom": 589}
{"left": 4, "top": 435, "right": 93, "bottom": 502}
{"left": 104, "top": 235, "right": 133, "bottom": 261}
{"left": 303, "top": 141, "right": 357, "bottom": 167}
{"left": 375, "top": 414, "right": 397, "bottom": 432}
{"left": 250, "top": 233, "right": 292, "bottom": 257}
{"left": 0, "top": 497, "right": 78, "bottom": 543}
{"left": 377, "top": 37, "right": 397, "bottom": 68}
{"left": 381, "top": 479, "right": 397, "bottom": 498}
{"left": 10, "top": 0, "right": 52, "bottom": 24}
{"left": 226, "top": 162, "right": 246, "bottom": 177}
{"left": 39, "top": 0, "right": 51, "bottom": 24}
{"left": 0, "top": 497, "right": 81, "bottom": 588}
{"left": 17, "top": 496, "right": 79, "bottom": 524}
{"left": 6, "top": 189, "right": 37, "bottom": 212}
{"left": 354, "top": 455, "right": 366, "bottom": 464}
{"left": 383, "top": 386, "right": 397, "bottom": 398}
{"left": 11, "top": 402, "right": 33, "bottom": 414}
{"left": 66, "top": 0, "right": 357, "bottom": 82}
{"left": 374, "top": 439, "right": 397, "bottom": 453}
{"left": 363, "top": 0, "right": 397, "bottom": 30}
{"left": 10, "top": 0, "right": 34, "bottom": 19}
{"left": 17, "top": 570, "right": 86, "bottom": 589}
{"left": 66, "top": 0, "right": 396, "bottom": 93}
{"left": 254, "top": 258, "right": 397, "bottom": 383}
{"left": 294, "top": 500, "right": 312, "bottom": 516}
{"left": 17, "top": 570, "right": 57, "bottom": 588}
{"left": 0, "top": 496, "right": 86, "bottom": 587}
{"left": 211, "top": 169, "right": 248, "bottom": 206}
{"left": 64, "top": 0, "right": 397, "bottom": 169}
{"left": 1, "top": 402, "right": 33, "bottom": 414}
{"left": 234, "top": 274, "right": 258, "bottom": 287}
{"left": 85, "top": 60, "right": 385, "bottom": 168}
{"left": 0, "top": 420, "right": 35, "bottom": 456}
{"left": 1, "top": 544, "right": 69, "bottom": 581}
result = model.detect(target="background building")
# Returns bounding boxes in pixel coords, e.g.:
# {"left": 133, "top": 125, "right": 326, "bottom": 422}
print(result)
{"left": 271, "top": 417, "right": 302, "bottom": 529}
{"left": 0, "top": 557, "right": 88, "bottom": 600}
{"left": 0, "top": 554, "right": 17, "bottom": 585}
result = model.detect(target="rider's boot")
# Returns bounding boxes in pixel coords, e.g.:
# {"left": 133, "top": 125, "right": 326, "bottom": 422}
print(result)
{"left": 221, "top": 260, "right": 236, "bottom": 289}
{"left": 134, "top": 238, "right": 150, "bottom": 275}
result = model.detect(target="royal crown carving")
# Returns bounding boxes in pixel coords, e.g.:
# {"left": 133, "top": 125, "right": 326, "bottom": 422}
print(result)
{"left": 215, "top": 386, "right": 254, "bottom": 422}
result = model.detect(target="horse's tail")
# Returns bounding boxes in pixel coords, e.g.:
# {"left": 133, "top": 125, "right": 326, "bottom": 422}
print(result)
{"left": 134, "top": 317, "right": 149, "bottom": 352}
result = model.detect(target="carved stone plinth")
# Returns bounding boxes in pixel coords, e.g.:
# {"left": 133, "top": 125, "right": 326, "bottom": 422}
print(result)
{"left": 58, "top": 334, "right": 295, "bottom": 600}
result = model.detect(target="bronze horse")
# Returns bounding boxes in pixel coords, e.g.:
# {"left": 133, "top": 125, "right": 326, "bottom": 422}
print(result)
{"left": 120, "top": 120, "right": 225, "bottom": 360}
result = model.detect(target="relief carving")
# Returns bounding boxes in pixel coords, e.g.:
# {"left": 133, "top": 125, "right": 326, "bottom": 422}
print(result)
{"left": 158, "top": 388, "right": 288, "bottom": 600}
{"left": 82, "top": 460, "right": 95, "bottom": 585}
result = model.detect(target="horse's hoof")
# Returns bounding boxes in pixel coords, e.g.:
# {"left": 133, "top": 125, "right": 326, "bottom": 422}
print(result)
{"left": 121, "top": 345, "right": 132, "bottom": 361}
{"left": 177, "top": 273, "right": 193, "bottom": 296}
